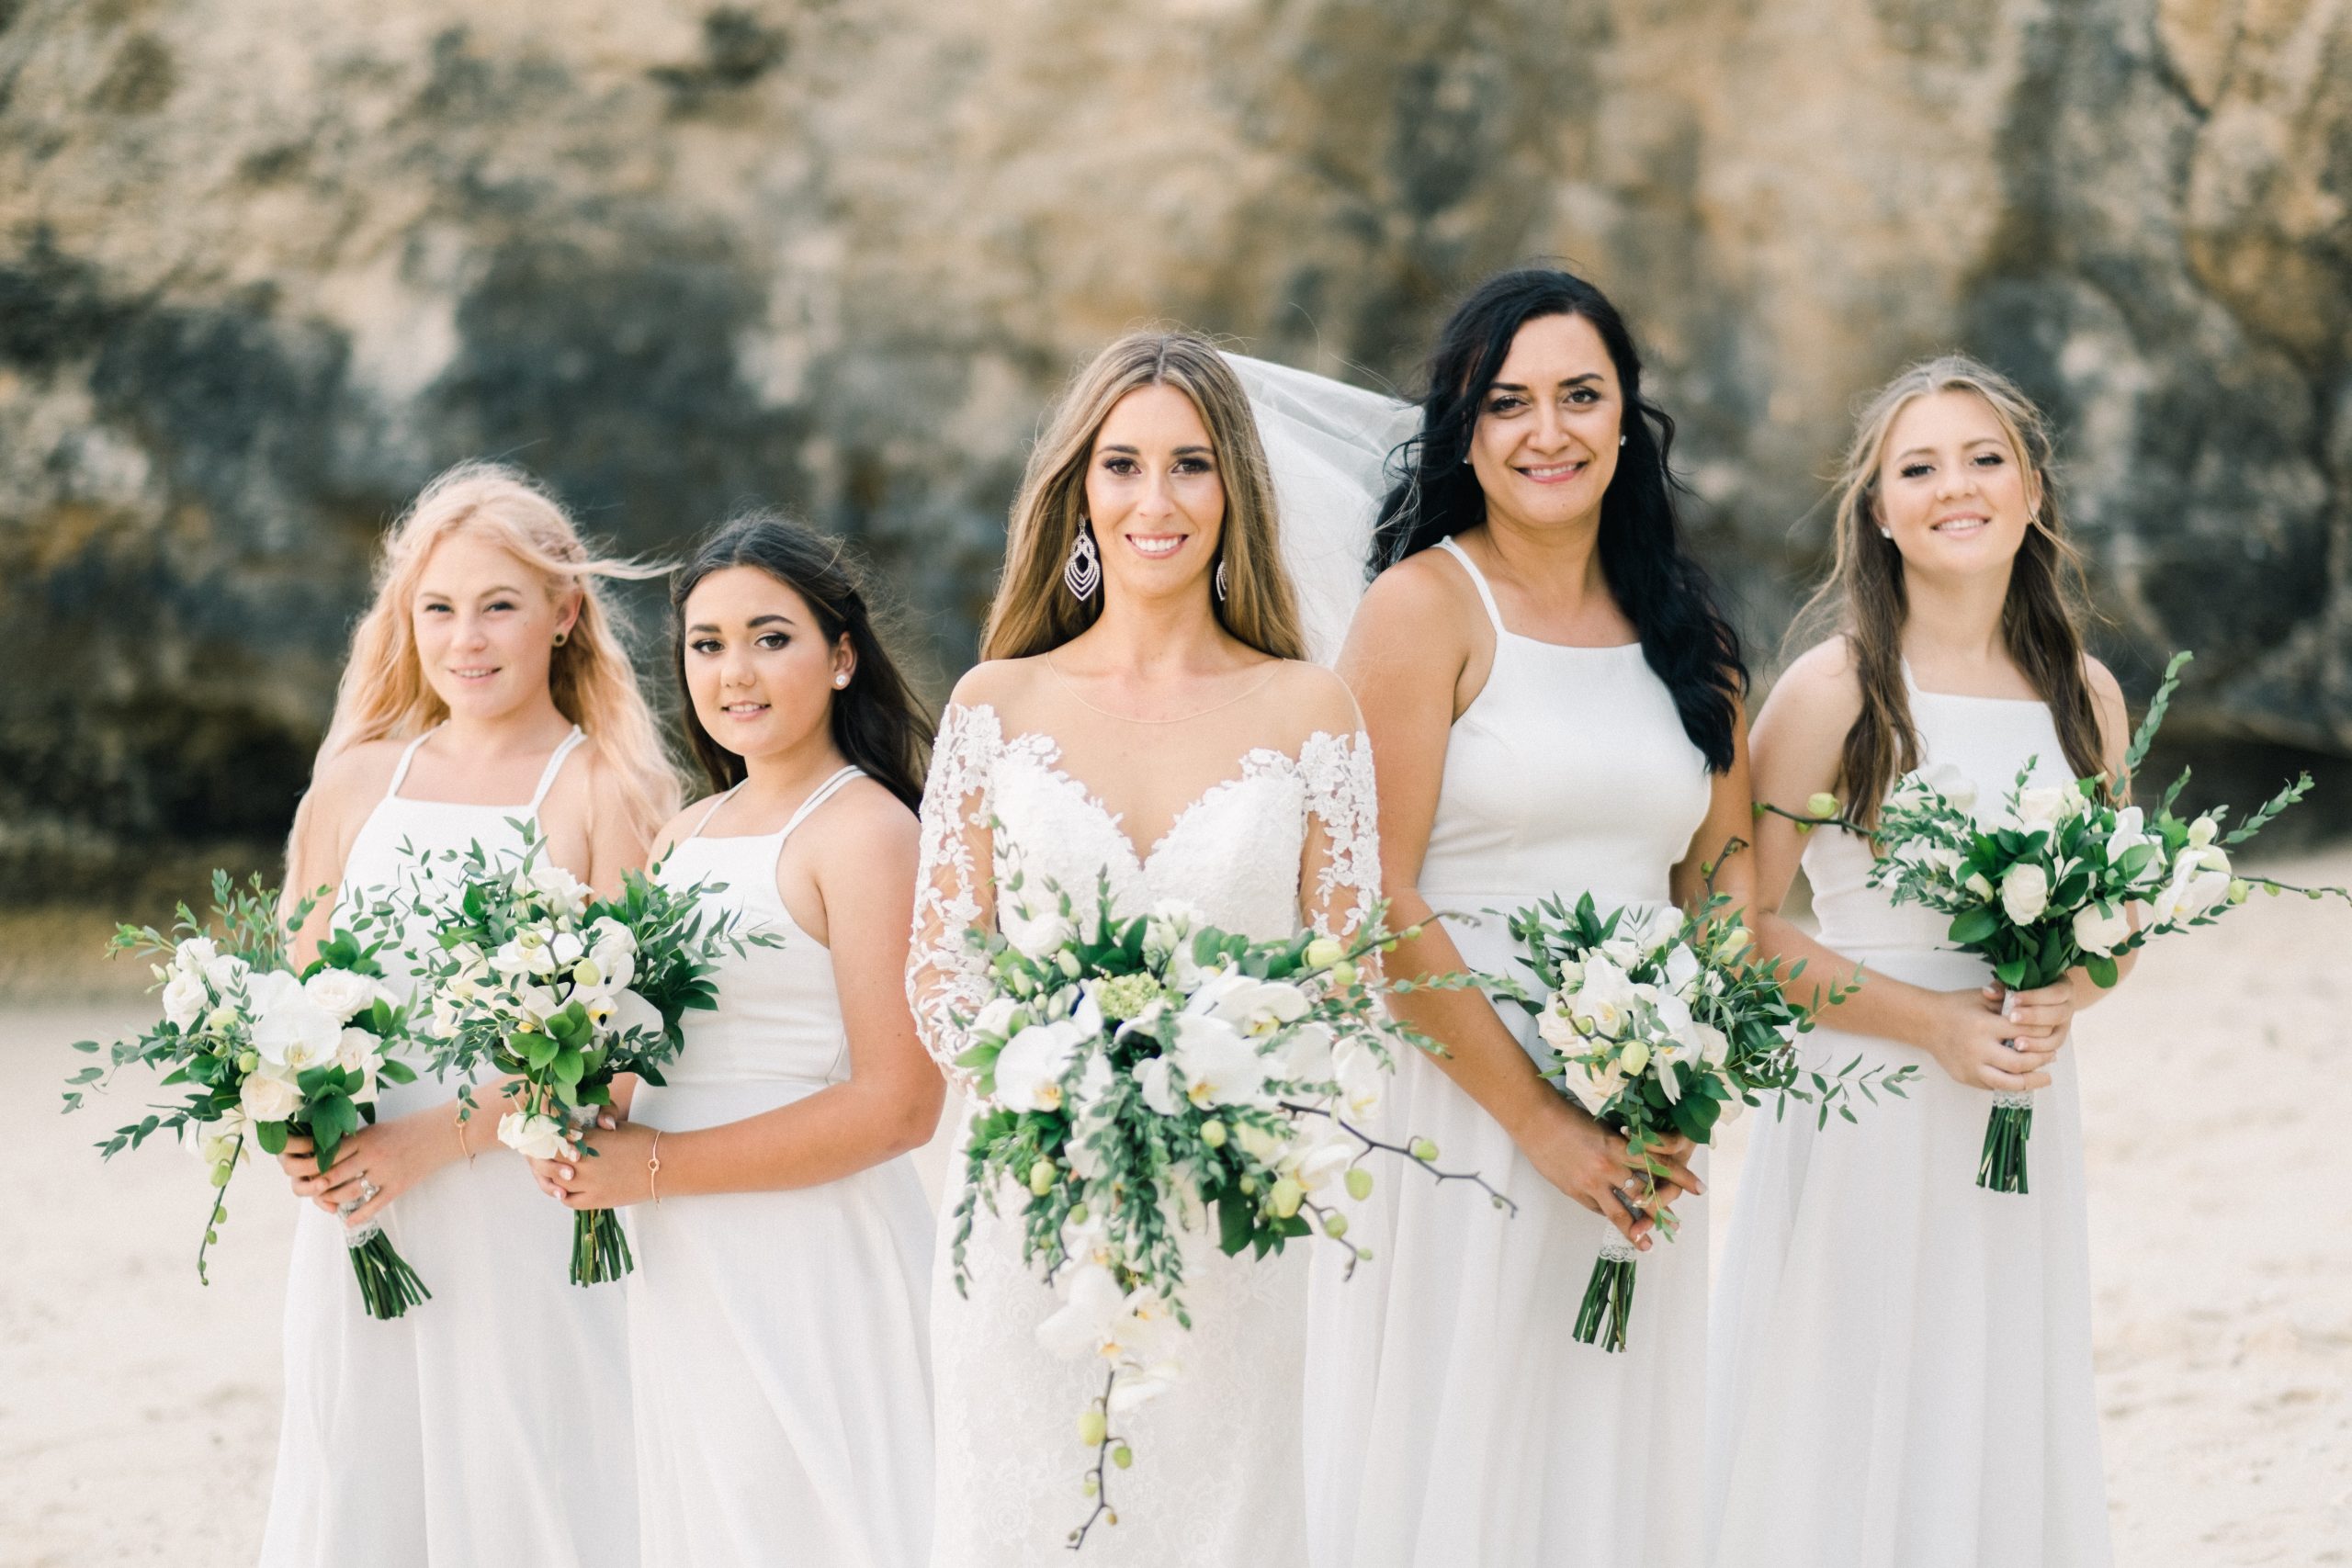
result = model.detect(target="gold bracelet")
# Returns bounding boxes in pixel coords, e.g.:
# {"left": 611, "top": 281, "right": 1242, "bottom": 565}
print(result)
{"left": 648, "top": 1130, "right": 662, "bottom": 1206}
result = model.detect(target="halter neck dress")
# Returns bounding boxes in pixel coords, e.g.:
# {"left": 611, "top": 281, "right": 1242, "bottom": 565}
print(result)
{"left": 627, "top": 766, "right": 935, "bottom": 1568}
{"left": 259, "top": 726, "right": 639, "bottom": 1568}
{"left": 1305, "top": 536, "right": 1717, "bottom": 1567}
{"left": 1706, "top": 671, "right": 2111, "bottom": 1567}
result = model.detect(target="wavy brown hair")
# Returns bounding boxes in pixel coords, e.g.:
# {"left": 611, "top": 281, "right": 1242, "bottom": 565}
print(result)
{"left": 980, "top": 330, "right": 1305, "bottom": 661}
{"left": 1791, "top": 355, "right": 2107, "bottom": 822}
{"left": 315, "top": 461, "right": 681, "bottom": 844}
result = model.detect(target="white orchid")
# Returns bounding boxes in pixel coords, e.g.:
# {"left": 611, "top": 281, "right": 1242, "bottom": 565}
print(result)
{"left": 995, "top": 1018, "right": 1091, "bottom": 1112}
{"left": 1186, "top": 971, "right": 1311, "bottom": 1037}
{"left": 1167, "top": 1013, "right": 1272, "bottom": 1109}
{"left": 248, "top": 970, "right": 342, "bottom": 1074}
{"left": 1567, "top": 954, "right": 1639, "bottom": 1040}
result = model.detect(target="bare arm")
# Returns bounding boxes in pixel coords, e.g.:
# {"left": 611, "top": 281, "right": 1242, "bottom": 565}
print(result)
{"left": 1337, "top": 563, "right": 1692, "bottom": 1243}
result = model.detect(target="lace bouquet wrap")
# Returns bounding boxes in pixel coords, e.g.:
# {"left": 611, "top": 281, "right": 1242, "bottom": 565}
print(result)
{"left": 1495, "top": 887, "right": 1905, "bottom": 1351}
{"left": 403, "top": 826, "right": 777, "bottom": 1284}
{"left": 67, "top": 872, "right": 429, "bottom": 1319}
{"left": 949, "top": 872, "right": 1501, "bottom": 1548}
{"left": 1791, "top": 653, "right": 2346, "bottom": 1194}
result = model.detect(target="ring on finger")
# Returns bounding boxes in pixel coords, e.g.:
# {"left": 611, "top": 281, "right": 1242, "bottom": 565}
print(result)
{"left": 357, "top": 1179, "right": 381, "bottom": 1204}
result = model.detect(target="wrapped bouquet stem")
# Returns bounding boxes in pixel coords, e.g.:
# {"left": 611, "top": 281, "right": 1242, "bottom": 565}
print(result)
{"left": 1765, "top": 651, "right": 2352, "bottom": 1195}
{"left": 66, "top": 872, "right": 429, "bottom": 1319}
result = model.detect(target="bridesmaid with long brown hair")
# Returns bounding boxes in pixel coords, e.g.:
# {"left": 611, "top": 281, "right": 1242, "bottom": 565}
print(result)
{"left": 1708, "top": 356, "right": 2132, "bottom": 1568}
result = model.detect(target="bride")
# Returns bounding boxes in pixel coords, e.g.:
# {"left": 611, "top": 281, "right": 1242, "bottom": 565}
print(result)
{"left": 908, "top": 329, "right": 1380, "bottom": 1566}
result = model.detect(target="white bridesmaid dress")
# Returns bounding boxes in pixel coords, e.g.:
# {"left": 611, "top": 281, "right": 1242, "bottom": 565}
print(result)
{"left": 260, "top": 726, "right": 639, "bottom": 1568}
{"left": 1305, "top": 536, "right": 1716, "bottom": 1568}
{"left": 626, "top": 766, "right": 935, "bottom": 1568}
{"left": 1706, "top": 674, "right": 2112, "bottom": 1567}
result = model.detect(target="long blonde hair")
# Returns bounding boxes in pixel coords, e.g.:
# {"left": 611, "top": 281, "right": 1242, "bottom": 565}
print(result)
{"left": 1790, "top": 355, "right": 2106, "bottom": 821}
{"left": 318, "top": 461, "right": 680, "bottom": 843}
{"left": 981, "top": 330, "right": 1306, "bottom": 661}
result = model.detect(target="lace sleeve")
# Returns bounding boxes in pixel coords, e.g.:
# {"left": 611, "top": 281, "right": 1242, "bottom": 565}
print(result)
{"left": 909, "top": 702, "right": 1002, "bottom": 1085}
{"left": 1297, "top": 728, "right": 1381, "bottom": 944}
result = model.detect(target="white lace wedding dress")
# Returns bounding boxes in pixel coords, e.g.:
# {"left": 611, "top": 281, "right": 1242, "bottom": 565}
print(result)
{"left": 909, "top": 700, "right": 1380, "bottom": 1568}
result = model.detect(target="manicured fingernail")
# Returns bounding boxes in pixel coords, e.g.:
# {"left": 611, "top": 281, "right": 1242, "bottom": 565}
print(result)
{"left": 561, "top": 1167, "right": 575, "bottom": 1180}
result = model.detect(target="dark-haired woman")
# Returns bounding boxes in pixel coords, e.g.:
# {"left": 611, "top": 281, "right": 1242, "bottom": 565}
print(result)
{"left": 529, "top": 514, "right": 943, "bottom": 1568}
{"left": 1706, "top": 360, "right": 2126, "bottom": 1568}
{"left": 1305, "top": 270, "right": 1751, "bottom": 1568}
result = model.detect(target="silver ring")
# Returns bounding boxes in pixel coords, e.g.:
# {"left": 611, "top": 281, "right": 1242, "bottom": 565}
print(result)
{"left": 358, "top": 1179, "right": 381, "bottom": 1204}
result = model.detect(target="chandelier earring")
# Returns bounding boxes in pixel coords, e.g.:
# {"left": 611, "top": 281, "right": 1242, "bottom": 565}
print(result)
{"left": 1064, "top": 518, "right": 1102, "bottom": 603}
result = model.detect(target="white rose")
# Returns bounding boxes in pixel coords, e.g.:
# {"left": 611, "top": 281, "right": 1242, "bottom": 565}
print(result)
{"left": 239, "top": 1070, "right": 301, "bottom": 1122}
{"left": 2014, "top": 785, "right": 2071, "bottom": 833}
{"left": 1965, "top": 872, "right": 1996, "bottom": 902}
{"left": 972, "top": 995, "right": 1022, "bottom": 1041}
{"left": 1630, "top": 905, "right": 1685, "bottom": 954}
{"left": 1169, "top": 1013, "right": 1272, "bottom": 1108}
{"left": 162, "top": 971, "right": 209, "bottom": 1031}
{"left": 173, "top": 935, "right": 220, "bottom": 977}
{"left": 1010, "top": 909, "right": 1076, "bottom": 962}
{"left": 2072, "top": 902, "right": 2132, "bottom": 956}
{"left": 248, "top": 970, "right": 342, "bottom": 1073}
{"left": 334, "top": 1028, "right": 381, "bottom": 1103}
{"left": 1555, "top": 1053, "right": 1625, "bottom": 1116}
{"left": 202, "top": 952, "right": 250, "bottom": 993}
{"left": 1999, "top": 863, "right": 2050, "bottom": 926}
{"left": 994, "top": 1019, "right": 1088, "bottom": 1111}
{"left": 1536, "top": 1003, "right": 1584, "bottom": 1055}
{"left": 303, "top": 966, "right": 380, "bottom": 1024}
{"left": 526, "top": 863, "right": 592, "bottom": 916}
{"left": 498, "top": 1111, "right": 572, "bottom": 1161}
{"left": 1135, "top": 1055, "right": 1183, "bottom": 1117}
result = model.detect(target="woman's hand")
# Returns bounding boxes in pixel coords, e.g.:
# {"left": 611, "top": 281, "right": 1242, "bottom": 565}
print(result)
{"left": 1510, "top": 1093, "right": 1702, "bottom": 1251}
{"left": 278, "top": 1131, "right": 365, "bottom": 1210}
{"left": 531, "top": 1114, "right": 659, "bottom": 1212}
{"left": 1919, "top": 984, "right": 2070, "bottom": 1092}
{"left": 323, "top": 1106, "right": 467, "bottom": 1229}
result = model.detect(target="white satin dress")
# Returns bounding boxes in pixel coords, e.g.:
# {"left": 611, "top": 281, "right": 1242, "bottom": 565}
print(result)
{"left": 627, "top": 767, "right": 935, "bottom": 1568}
{"left": 259, "top": 727, "right": 639, "bottom": 1568}
{"left": 1304, "top": 536, "right": 1716, "bottom": 1568}
{"left": 1706, "top": 675, "right": 2111, "bottom": 1567}
{"left": 909, "top": 700, "right": 1382, "bottom": 1568}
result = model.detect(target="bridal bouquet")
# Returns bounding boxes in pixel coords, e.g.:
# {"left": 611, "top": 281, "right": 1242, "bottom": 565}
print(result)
{"left": 1495, "top": 881, "right": 1904, "bottom": 1351}
{"left": 949, "top": 872, "right": 1498, "bottom": 1547}
{"left": 1777, "top": 653, "right": 2348, "bottom": 1193}
{"left": 65, "top": 871, "right": 430, "bottom": 1318}
{"left": 401, "top": 826, "right": 775, "bottom": 1284}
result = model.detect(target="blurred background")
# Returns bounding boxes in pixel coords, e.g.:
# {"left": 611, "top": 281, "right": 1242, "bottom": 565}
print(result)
{"left": 5, "top": 0, "right": 2351, "bottom": 919}
{"left": 5, "top": 3, "right": 2351, "bottom": 1562}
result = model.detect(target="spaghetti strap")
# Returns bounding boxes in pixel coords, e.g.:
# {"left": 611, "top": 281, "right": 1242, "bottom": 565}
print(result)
{"left": 1436, "top": 536, "right": 1507, "bottom": 637}
{"left": 776, "top": 765, "right": 865, "bottom": 845}
{"left": 525, "top": 727, "right": 590, "bottom": 813}
{"left": 684, "top": 783, "right": 747, "bottom": 843}
{"left": 384, "top": 729, "right": 438, "bottom": 800}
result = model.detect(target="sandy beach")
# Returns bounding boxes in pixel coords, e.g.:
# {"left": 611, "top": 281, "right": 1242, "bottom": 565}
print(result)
{"left": 5, "top": 854, "right": 2349, "bottom": 1566}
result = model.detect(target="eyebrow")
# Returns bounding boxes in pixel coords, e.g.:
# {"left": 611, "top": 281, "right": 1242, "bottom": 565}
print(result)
{"left": 419, "top": 584, "right": 529, "bottom": 599}
{"left": 685, "top": 614, "right": 796, "bottom": 635}
{"left": 1098, "top": 444, "right": 1215, "bottom": 457}
{"left": 1488, "top": 373, "right": 1602, "bottom": 393}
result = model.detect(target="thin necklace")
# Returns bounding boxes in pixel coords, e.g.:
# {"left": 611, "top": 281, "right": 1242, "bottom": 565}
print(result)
{"left": 1043, "top": 650, "right": 1283, "bottom": 726}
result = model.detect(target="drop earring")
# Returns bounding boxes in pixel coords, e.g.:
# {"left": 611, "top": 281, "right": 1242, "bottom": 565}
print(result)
{"left": 1064, "top": 519, "right": 1102, "bottom": 602}
{"left": 1619, "top": 434, "right": 1627, "bottom": 446}
{"left": 1214, "top": 557, "right": 1229, "bottom": 604}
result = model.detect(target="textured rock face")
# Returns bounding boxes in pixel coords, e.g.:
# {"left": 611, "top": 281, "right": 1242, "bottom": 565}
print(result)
{"left": 2, "top": 0, "right": 2347, "bottom": 887}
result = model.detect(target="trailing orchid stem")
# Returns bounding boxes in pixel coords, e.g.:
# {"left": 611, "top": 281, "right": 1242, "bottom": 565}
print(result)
{"left": 1068, "top": 1366, "right": 1124, "bottom": 1550}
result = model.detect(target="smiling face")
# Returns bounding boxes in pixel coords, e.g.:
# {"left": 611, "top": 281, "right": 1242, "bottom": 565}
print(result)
{"left": 682, "top": 565, "right": 850, "bottom": 763}
{"left": 1468, "top": 311, "right": 1624, "bottom": 532}
{"left": 411, "top": 529, "right": 579, "bottom": 721}
{"left": 1874, "top": 389, "right": 2042, "bottom": 581}
{"left": 1082, "top": 383, "right": 1227, "bottom": 607}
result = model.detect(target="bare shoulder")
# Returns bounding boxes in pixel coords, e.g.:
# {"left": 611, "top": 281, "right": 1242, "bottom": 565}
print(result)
{"left": 819, "top": 774, "right": 921, "bottom": 853}
{"left": 1761, "top": 637, "right": 1862, "bottom": 719}
{"left": 650, "top": 792, "right": 722, "bottom": 863}
{"left": 1356, "top": 547, "right": 1482, "bottom": 642}
{"left": 299, "top": 739, "right": 401, "bottom": 825}
{"left": 1262, "top": 659, "right": 1362, "bottom": 739}
{"left": 948, "top": 657, "right": 1045, "bottom": 714}
{"left": 2083, "top": 654, "right": 2131, "bottom": 754}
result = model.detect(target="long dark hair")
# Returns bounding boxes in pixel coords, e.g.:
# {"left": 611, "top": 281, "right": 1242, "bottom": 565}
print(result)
{"left": 671, "top": 513, "right": 933, "bottom": 812}
{"left": 1371, "top": 268, "right": 1747, "bottom": 772}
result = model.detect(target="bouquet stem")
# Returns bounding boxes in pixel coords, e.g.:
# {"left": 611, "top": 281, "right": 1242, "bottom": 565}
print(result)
{"left": 338, "top": 1201, "right": 432, "bottom": 1320}
{"left": 571, "top": 1208, "right": 635, "bottom": 1286}
{"left": 1978, "top": 1093, "right": 2034, "bottom": 1194}
{"left": 1573, "top": 1231, "right": 1639, "bottom": 1353}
